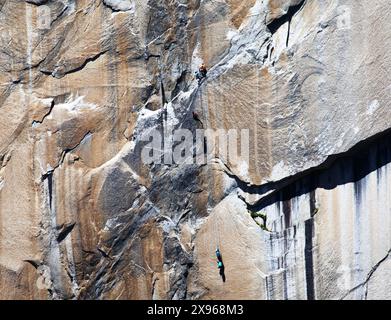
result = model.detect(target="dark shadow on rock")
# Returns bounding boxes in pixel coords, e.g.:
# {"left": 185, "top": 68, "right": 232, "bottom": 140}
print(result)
{"left": 219, "top": 265, "right": 226, "bottom": 283}
{"left": 267, "top": 0, "right": 306, "bottom": 35}
{"left": 56, "top": 222, "right": 76, "bottom": 243}
{"left": 248, "top": 127, "right": 391, "bottom": 212}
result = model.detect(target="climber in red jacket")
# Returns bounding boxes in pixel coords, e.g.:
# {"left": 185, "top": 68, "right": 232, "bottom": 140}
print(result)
{"left": 199, "top": 63, "right": 207, "bottom": 77}
{"left": 195, "top": 63, "right": 208, "bottom": 84}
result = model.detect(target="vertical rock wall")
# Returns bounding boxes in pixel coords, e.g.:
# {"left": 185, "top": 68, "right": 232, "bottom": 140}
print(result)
{"left": 0, "top": 0, "right": 390, "bottom": 299}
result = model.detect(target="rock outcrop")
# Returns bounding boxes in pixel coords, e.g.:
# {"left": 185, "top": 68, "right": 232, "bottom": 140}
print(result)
{"left": 0, "top": 0, "right": 390, "bottom": 299}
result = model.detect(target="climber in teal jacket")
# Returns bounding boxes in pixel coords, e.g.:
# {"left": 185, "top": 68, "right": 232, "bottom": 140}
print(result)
{"left": 215, "top": 248, "right": 225, "bottom": 281}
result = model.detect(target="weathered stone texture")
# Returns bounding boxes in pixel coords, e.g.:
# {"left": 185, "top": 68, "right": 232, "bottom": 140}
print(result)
{"left": 0, "top": 0, "right": 390, "bottom": 299}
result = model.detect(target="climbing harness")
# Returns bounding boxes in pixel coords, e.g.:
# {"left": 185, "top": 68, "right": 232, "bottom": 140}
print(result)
{"left": 195, "top": 70, "right": 207, "bottom": 85}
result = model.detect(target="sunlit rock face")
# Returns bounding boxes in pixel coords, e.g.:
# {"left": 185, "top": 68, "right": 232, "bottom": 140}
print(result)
{"left": 0, "top": 0, "right": 390, "bottom": 300}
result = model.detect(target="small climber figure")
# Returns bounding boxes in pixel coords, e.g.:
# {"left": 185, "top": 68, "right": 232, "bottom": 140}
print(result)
{"left": 192, "top": 111, "right": 203, "bottom": 127}
{"left": 143, "top": 45, "right": 149, "bottom": 60}
{"left": 195, "top": 63, "right": 208, "bottom": 84}
{"left": 216, "top": 248, "right": 226, "bottom": 282}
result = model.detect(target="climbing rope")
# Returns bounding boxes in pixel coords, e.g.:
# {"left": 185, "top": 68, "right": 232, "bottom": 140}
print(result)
{"left": 199, "top": 77, "right": 222, "bottom": 252}
{"left": 214, "top": 209, "right": 221, "bottom": 249}
{"left": 182, "top": 0, "right": 225, "bottom": 269}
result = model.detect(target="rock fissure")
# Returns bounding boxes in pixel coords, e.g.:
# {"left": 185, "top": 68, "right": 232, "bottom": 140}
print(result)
{"left": 31, "top": 100, "right": 55, "bottom": 125}
{"left": 341, "top": 248, "right": 391, "bottom": 300}
{"left": 43, "top": 51, "right": 108, "bottom": 79}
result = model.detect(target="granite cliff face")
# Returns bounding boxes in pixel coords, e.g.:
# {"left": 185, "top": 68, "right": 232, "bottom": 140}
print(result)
{"left": 0, "top": 0, "right": 390, "bottom": 299}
